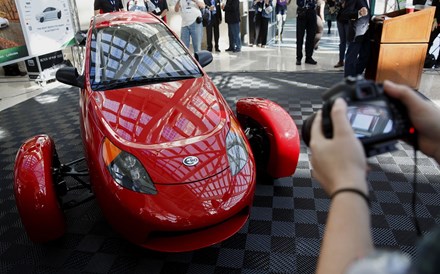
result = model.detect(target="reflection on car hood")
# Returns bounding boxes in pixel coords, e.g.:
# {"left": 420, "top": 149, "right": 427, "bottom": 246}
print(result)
{"left": 95, "top": 77, "right": 232, "bottom": 184}
{"left": 96, "top": 76, "right": 227, "bottom": 145}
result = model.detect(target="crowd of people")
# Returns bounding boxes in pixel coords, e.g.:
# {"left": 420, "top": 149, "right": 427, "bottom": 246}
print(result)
{"left": 92, "top": 0, "right": 440, "bottom": 73}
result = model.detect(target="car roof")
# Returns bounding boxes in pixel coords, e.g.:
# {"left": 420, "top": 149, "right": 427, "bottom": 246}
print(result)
{"left": 92, "top": 11, "right": 161, "bottom": 29}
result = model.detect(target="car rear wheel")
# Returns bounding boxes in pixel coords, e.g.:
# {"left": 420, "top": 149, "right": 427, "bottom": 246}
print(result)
{"left": 14, "top": 135, "right": 66, "bottom": 243}
{"left": 236, "top": 98, "right": 300, "bottom": 179}
{"left": 40, "top": 17, "right": 44, "bottom": 23}
{"left": 57, "top": 11, "right": 61, "bottom": 19}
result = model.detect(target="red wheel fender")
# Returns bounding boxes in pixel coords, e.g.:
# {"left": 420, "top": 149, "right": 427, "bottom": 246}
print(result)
{"left": 14, "top": 134, "right": 66, "bottom": 243}
{"left": 237, "top": 98, "right": 300, "bottom": 178}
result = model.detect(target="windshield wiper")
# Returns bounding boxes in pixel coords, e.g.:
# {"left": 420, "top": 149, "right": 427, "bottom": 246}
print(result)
{"left": 141, "top": 74, "right": 200, "bottom": 83}
{"left": 93, "top": 80, "right": 131, "bottom": 91}
{"left": 93, "top": 74, "right": 201, "bottom": 91}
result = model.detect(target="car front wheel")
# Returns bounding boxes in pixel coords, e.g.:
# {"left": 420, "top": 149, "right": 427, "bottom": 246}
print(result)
{"left": 13, "top": 134, "right": 66, "bottom": 243}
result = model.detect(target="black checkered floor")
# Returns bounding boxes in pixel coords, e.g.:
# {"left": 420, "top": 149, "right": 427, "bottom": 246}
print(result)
{"left": 1, "top": 71, "right": 440, "bottom": 274}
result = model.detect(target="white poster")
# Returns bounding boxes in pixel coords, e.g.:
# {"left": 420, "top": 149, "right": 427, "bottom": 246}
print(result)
{"left": 15, "top": 0, "right": 76, "bottom": 56}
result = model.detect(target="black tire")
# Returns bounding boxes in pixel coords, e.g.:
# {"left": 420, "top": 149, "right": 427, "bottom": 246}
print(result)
{"left": 57, "top": 11, "right": 61, "bottom": 19}
{"left": 40, "top": 17, "right": 44, "bottom": 23}
{"left": 237, "top": 114, "right": 272, "bottom": 183}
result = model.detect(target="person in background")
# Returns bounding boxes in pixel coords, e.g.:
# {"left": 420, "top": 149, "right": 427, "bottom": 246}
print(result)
{"left": 127, "top": 0, "right": 155, "bottom": 11}
{"left": 296, "top": 0, "right": 318, "bottom": 65}
{"left": 275, "top": 0, "right": 291, "bottom": 43}
{"left": 310, "top": 80, "right": 440, "bottom": 274}
{"left": 253, "top": 0, "right": 274, "bottom": 48}
{"left": 334, "top": 0, "right": 348, "bottom": 68}
{"left": 223, "top": 0, "right": 241, "bottom": 52}
{"left": 426, "top": 0, "right": 440, "bottom": 68}
{"left": 94, "top": 0, "right": 124, "bottom": 15}
{"left": 175, "top": 0, "right": 206, "bottom": 53}
{"left": 338, "top": 0, "right": 371, "bottom": 77}
{"left": 314, "top": 0, "right": 325, "bottom": 50}
{"left": 204, "top": 0, "right": 222, "bottom": 52}
{"left": 150, "top": 0, "right": 169, "bottom": 22}
{"left": 324, "top": 0, "right": 337, "bottom": 34}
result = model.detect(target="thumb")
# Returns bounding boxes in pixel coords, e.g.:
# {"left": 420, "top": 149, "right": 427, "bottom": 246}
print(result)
{"left": 331, "top": 98, "right": 353, "bottom": 137}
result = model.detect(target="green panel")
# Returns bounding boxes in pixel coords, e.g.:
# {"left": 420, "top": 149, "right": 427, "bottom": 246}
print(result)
{"left": 0, "top": 46, "right": 29, "bottom": 65}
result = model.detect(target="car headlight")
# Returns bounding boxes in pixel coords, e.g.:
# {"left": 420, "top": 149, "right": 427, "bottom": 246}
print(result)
{"left": 226, "top": 119, "right": 249, "bottom": 176}
{"left": 102, "top": 138, "right": 157, "bottom": 194}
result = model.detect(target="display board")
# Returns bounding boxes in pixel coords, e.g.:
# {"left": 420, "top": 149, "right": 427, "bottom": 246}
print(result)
{"left": 15, "top": 0, "right": 76, "bottom": 56}
{"left": 0, "top": 0, "right": 29, "bottom": 65}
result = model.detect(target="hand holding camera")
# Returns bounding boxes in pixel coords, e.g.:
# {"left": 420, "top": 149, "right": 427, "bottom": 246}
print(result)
{"left": 303, "top": 76, "right": 416, "bottom": 157}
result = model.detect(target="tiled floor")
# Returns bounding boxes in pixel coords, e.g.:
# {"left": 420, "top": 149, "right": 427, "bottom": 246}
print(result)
{"left": 1, "top": 20, "right": 439, "bottom": 112}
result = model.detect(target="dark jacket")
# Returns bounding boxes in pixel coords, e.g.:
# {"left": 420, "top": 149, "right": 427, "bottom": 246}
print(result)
{"left": 204, "top": 0, "right": 223, "bottom": 22}
{"left": 338, "top": 0, "right": 370, "bottom": 41}
{"left": 94, "top": 0, "right": 123, "bottom": 13}
{"left": 433, "top": 0, "right": 440, "bottom": 21}
{"left": 224, "top": 0, "right": 240, "bottom": 24}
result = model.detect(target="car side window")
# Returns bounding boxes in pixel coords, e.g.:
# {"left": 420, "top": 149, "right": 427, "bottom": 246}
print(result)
{"left": 89, "top": 23, "right": 201, "bottom": 91}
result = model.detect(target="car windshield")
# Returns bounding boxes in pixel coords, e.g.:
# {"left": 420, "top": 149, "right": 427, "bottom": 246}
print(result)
{"left": 89, "top": 22, "right": 202, "bottom": 91}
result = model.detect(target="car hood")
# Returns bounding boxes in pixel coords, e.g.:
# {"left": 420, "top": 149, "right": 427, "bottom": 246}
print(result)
{"left": 96, "top": 77, "right": 227, "bottom": 144}
{"left": 94, "top": 77, "right": 233, "bottom": 184}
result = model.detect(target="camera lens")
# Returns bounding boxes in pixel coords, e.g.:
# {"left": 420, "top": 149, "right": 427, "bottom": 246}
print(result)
{"left": 301, "top": 112, "right": 316, "bottom": 147}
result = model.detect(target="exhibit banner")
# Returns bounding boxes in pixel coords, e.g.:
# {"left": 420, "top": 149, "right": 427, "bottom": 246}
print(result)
{"left": 15, "top": 0, "right": 76, "bottom": 56}
{"left": 0, "top": 0, "right": 29, "bottom": 65}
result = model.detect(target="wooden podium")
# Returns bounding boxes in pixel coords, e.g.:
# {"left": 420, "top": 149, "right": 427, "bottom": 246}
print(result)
{"left": 365, "top": 7, "right": 436, "bottom": 89}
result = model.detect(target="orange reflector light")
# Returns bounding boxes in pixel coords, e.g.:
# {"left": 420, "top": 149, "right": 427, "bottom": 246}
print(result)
{"left": 102, "top": 138, "right": 122, "bottom": 166}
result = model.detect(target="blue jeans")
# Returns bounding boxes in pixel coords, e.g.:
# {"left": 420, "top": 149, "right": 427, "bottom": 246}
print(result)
{"left": 344, "top": 35, "right": 370, "bottom": 77}
{"left": 228, "top": 23, "right": 241, "bottom": 50}
{"left": 181, "top": 20, "right": 203, "bottom": 53}
{"left": 337, "top": 20, "right": 350, "bottom": 62}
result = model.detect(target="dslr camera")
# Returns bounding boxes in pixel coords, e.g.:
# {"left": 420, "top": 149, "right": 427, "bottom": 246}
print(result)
{"left": 302, "top": 76, "right": 416, "bottom": 157}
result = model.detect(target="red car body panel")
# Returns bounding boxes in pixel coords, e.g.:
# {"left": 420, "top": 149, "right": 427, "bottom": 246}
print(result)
{"left": 13, "top": 135, "right": 66, "bottom": 242}
{"left": 79, "top": 84, "right": 256, "bottom": 251}
{"left": 75, "top": 12, "right": 257, "bottom": 251}
{"left": 237, "top": 98, "right": 300, "bottom": 178}
{"left": 94, "top": 78, "right": 230, "bottom": 184}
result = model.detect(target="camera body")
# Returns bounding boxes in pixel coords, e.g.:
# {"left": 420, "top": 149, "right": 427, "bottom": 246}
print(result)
{"left": 302, "top": 76, "right": 416, "bottom": 157}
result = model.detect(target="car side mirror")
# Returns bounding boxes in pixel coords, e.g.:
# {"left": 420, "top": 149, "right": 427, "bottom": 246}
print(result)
{"left": 56, "top": 67, "right": 85, "bottom": 89}
{"left": 194, "top": 50, "right": 213, "bottom": 68}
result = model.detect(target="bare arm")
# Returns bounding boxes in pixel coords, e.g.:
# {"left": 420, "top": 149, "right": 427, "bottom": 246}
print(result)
{"left": 195, "top": 0, "right": 206, "bottom": 9}
{"left": 310, "top": 99, "right": 373, "bottom": 274}
{"left": 174, "top": 0, "right": 180, "bottom": 12}
{"left": 318, "top": 0, "right": 325, "bottom": 19}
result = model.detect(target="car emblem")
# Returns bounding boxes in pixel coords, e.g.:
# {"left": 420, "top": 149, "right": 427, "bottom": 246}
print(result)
{"left": 183, "top": 156, "right": 199, "bottom": 166}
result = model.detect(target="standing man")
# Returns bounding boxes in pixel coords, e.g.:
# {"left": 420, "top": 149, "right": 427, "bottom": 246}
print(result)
{"left": 334, "top": 0, "right": 349, "bottom": 68}
{"left": 204, "top": 0, "right": 222, "bottom": 52}
{"left": 175, "top": 0, "right": 205, "bottom": 53}
{"left": 296, "top": 0, "right": 318, "bottom": 65}
{"left": 338, "top": 0, "right": 371, "bottom": 77}
{"left": 94, "top": 0, "right": 124, "bottom": 15}
{"left": 223, "top": 0, "right": 241, "bottom": 52}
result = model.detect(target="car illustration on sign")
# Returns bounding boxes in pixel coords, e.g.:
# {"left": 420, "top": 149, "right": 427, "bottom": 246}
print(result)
{"left": 35, "top": 7, "right": 61, "bottom": 23}
{"left": 14, "top": 12, "right": 301, "bottom": 252}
